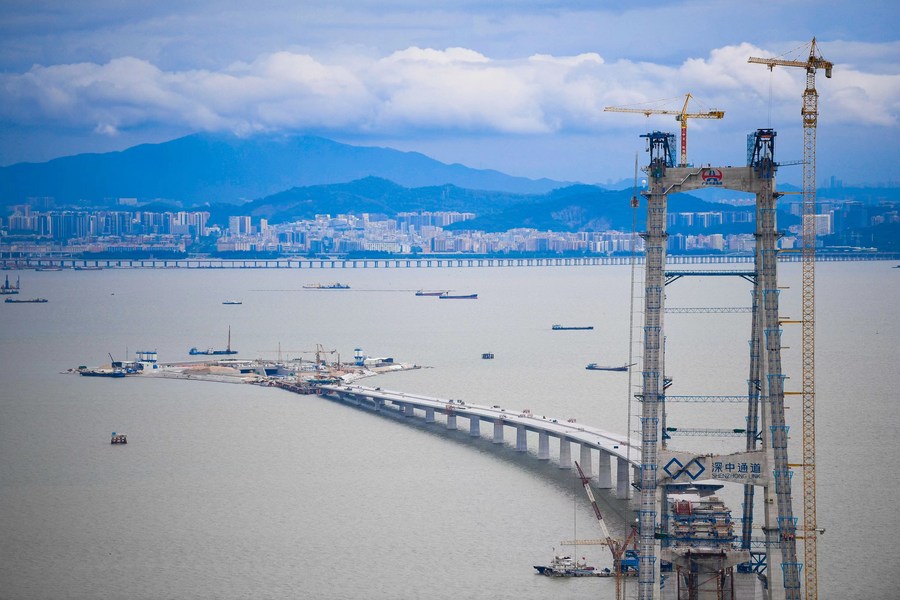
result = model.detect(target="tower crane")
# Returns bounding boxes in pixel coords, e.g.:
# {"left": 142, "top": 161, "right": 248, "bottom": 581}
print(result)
{"left": 574, "top": 461, "right": 637, "bottom": 600}
{"left": 604, "top": 93, "right": 724, "bottom": 167}
{"left": 749, "top": 37, "right": 832, "bottom": 600}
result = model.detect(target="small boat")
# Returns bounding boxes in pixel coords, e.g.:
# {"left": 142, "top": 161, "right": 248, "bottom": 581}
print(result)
{"left": 110, "top": 432, "right": 127, "bottom": 444}
{"left": 552, "top": 324, "right": 593, "bottom": 330}
{"left": 438, "top": 293, "right": 477, "bottom": 299}
{"left": 73, "top": 266, "right": 103, "bottom": 271}
{"left": 533, "top": 554, "right": 602, "bottom": 577}
{"left": 190, "top": 326, "right": 238, "bottom": 355}
{"left": 5, "top": 297, "right": 48, "bottom": 303}
{"left": 415, "top": 290, "right": 448, "bottom": 296}
{"left": 35, "top": 267, "right": 63, "bottom": 271}
{"left": 586, "top": 363, "right": 634, "bottom": 371}
{"left": 482, "top": 353, "right": 495, "bottom": 359}
{"left": 222, "top": 300, "right": 242, "bottom": 305}
{"left": 303, "top": 283, "right": 350, "bottom": 289}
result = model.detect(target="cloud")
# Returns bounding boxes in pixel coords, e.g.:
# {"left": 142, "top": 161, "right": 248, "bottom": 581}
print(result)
{"left": 0, "top": 43, "right": 898, "bottom": 165}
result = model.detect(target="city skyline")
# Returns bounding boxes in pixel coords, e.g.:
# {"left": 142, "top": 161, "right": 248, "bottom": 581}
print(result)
{"left": 0, "top": 1, "right": 898, "bottom": 188}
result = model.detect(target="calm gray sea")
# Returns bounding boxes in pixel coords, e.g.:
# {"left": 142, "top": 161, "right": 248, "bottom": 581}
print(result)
{"left": 0, "top": 263, "right": 896, "bottom": 599}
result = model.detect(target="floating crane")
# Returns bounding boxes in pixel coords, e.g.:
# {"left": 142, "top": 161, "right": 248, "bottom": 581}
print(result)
{"left": 604, "top": 93, "right": 724, "bottom": 167}
{"left": 574, "top": 461, "right": 636, "bottom": 600}
{"left": 749, "top": 38, "right": 832, "bottom": 600}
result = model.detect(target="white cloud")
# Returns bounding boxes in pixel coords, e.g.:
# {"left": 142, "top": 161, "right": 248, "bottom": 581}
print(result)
{"left": 0, "top": 41, "right": 898, "bottom": 183}
{"left": 2, "top": 43, "right": 897, "bottom": 139}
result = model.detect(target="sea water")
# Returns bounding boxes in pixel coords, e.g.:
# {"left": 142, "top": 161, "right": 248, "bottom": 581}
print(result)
{"left": 0, "top": 262, "right": 896, "bottom": 599}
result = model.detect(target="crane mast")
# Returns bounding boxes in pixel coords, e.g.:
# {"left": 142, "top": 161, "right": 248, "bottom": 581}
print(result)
{"left": 574, "top": 461, "right": 631, "bottom": 600}
{"left": 749, "top": 38, "right": 832, "bottom": 600}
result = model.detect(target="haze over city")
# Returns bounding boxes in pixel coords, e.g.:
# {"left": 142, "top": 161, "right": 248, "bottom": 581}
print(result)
{"left": 1, "top": 0, "right": 898, "bottom": 188}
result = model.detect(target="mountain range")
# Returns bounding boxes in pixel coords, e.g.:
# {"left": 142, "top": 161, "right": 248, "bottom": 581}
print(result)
{"left": 0, "top": 133, "right": 567, "bottom": 206}
{"left": 4, "top": 132, "right": 899, "bottom": 239}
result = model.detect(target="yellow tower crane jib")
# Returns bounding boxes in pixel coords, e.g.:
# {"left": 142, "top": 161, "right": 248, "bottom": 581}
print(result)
{"left": 603, "top": 93, "right": 724, "bottom": 168}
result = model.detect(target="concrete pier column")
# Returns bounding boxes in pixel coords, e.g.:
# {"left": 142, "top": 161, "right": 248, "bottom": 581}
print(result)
{"left": 492, "top": 420, "right": 504, "bottom": 444}
{"left": 596, "top": 450, "right": 612, "bottom": 489}
{"left": 559, "top": 438, "right": 571, "bottom": 469}
{"left": 538, "top": 431, "right": 550, "bottom": 460}
{"left": 516, "top": 425, "right": 527, "bottom": 452}
{"left": 446, "top": 414, "right": 457, "bottom": 430}
{"left": 469, "top": 416, "right": 480, "bottom": 437}
{"left": 403, "top": 403, "right": 414, "bottom": 417}
{"left": 580, "top": 444, "right": 593, "bottom": 476}
{"left": 616, "top": 457, "right": 630, "bottom": 498}
{"left": 373, "top": 398, "right": 384, "bottom": 412}
{"left": 425, "top": 408, "right": 435, "bottom": 423}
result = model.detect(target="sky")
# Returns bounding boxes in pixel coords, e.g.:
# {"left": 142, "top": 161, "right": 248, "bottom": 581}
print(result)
{"left": 1, "top": 0, "right": 898, "bottom": 188}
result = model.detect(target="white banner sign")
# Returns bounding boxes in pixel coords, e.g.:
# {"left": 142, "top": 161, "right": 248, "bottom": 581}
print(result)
{"left": 659, "top": 449, "right": 769, "bottom": 486}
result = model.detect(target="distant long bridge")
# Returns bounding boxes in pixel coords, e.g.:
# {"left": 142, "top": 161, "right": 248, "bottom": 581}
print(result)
{"left": 2, "top": 252, "right": 895, "bottom": 270}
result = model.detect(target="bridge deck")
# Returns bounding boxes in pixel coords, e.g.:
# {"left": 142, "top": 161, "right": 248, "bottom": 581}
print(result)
{"left": 319, "top": 383, "right": 642, "bottom": 466}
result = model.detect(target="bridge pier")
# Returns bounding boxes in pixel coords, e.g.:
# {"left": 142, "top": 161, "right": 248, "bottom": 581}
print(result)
{"left": 446, "top": 414, "right": 457, "bottom": 430}
{"left": 559, "top": 438, "right": 571, "bottom": 469}
{"left": 597, "top": 450, "right": 612, "bottom": 488}
{"left": 402, "top": 403, "right": 414, "bottom": 417}
{"left": 516, "top": 425, "right": 527, "bottom": 452}
{"left": 616, "top": 456, "right": 630, "bottom": 498}
{"left": 425, "top": 407, "right": 435, "bottom": 423}
{"left": 579, "top": 444, "right": 593, "bottom": 477}
{"left": 492, "top": 420, "right": 504, "bottom": 444}
{"left": 538, "top": 431, "right": 550, "bottom": 460}
{"left": 469, "top": 416, "right": 480, "bottom": 437}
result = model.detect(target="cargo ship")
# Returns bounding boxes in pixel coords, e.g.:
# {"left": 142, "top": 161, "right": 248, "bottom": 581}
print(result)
{"left": 552, "top": 324, "right": 593, "bottom": 330}
{"left": 78, "top": 367, "right": 126, "bottom": 378}
{"left": 303, "top": 283, "right": 350, "bottom": 289}
{"left": 586, "top": 363, "right": 634, "bottom": 371}
{"left": 5, "top": 297, "right": 48, "bottom": 303}
{"left": 415, "top": 290, "right": 448, "bottom": 296}
{"left": 189, "top": 326, "right": 238, "bottom": 355}
{"left": 438, "top": 293, "right": 477, "bottom": 299}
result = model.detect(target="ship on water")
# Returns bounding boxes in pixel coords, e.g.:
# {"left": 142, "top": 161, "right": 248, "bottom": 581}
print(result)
{"left": 552, "top": 324, "right": 593, "bottom": 330}
{"left": 5, "top": 297, "right": 48, "bottom": 303}
{"left": 415, "top": 290, "right": 448, "bottom": 296}
{"left": 1, "top": 275, "right": 20, "bottom": 294}
{"left": 585, "top": 363, "right": 634, "bottom": 371}
{"left": 438, "top": 292, "right": 477, "bottom": 299}
{"left": 190, "top": 326, "right": 238, "bottom": 355}
{"left": 303, "top": 283, "right": 350, "bottom": 290}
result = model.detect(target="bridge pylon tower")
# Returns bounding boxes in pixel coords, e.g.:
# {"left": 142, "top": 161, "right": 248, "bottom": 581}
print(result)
{"left": 635, "top": 128, "right": 799, "bottom": 600}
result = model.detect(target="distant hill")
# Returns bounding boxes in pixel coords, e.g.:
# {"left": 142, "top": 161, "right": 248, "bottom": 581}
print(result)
{"left": 0, "top": 133, "right": 569, "bottom": 206}
{"left": 206, "top": 177, "right": 799, "bottom": 235}
{"left": 223, "top": 177, "right": 537, "bottom": 224}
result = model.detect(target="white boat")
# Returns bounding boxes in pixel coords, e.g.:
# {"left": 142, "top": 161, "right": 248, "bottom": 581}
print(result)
{"left": 533, "top": 554, "right": 605, "bottom": 577}
{"left": 222, "top": 300, "right": 242, "bottom": 305}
